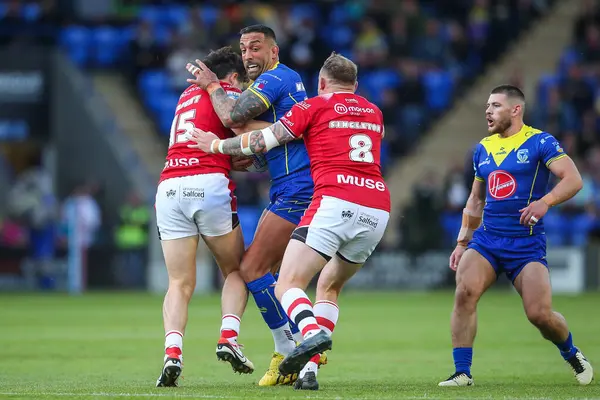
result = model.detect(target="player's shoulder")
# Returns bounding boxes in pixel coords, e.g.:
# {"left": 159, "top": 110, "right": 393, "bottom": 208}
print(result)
{"left": 271, "top": 62, "right": 301, "bottom": 79}
{"left": 261, "top": 63, "right": 303, "bottom": 87}
{"left": 179, "top": 84, "right": 204, "bottom": 99}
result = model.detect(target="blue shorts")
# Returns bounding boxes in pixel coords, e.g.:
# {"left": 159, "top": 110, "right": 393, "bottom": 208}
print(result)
{"left": 468, "top": 229, "right": 548, "bottom": 282}
{"left": 266, "top": 168, "right": 313, "bottom": 225}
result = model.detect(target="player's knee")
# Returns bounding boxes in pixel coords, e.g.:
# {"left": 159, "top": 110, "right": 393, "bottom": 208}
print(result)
{"left": 454, "top": 283, "right": 480, "bottom": 310}
{"left": 239, "top": 252, "right": 272, "bottom": 283}
{"left": 525, "top": 305, "right": 553, "bottom": 328}
{"left": 168, "top": 277, "right": 195, "bottom": 300}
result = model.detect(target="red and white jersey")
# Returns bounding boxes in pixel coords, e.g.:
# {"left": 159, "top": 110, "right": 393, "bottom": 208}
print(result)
{"left": 279, "top": 92, "right": 390, "bottom": 212}
{"left": 159, "top": 82, "right": 241, "bottom": 183}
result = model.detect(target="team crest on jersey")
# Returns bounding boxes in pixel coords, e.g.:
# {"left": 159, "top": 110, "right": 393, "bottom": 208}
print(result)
{"left": 166, "top": 189, "right": 176, "bottom": 199}
{"left": 516, "top": 149, "right": 529, "bottom": 164}
{"left": 488, "top": 170, "right": 517, "bottom": 199}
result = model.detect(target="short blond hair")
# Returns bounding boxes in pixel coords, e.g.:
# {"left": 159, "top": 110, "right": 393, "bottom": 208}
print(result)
{"left": 320, "top": 52, "right": 357, "bottom": 85}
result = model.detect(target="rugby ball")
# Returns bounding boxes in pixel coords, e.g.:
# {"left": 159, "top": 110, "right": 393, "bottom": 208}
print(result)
{"left": 246, "top": 154, "right": 268, "bottom": 173}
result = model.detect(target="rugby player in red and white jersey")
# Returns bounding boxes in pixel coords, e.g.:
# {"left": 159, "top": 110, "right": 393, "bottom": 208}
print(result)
{"left": 188, "top": 53, "right": 390, "bottom": 390}
{"left": 154, "top": 47, "right": 256, "bottom": 387}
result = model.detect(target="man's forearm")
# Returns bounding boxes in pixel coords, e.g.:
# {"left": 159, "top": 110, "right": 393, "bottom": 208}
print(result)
{"left": 542, "top": 175, "right": 583, "bottom": 207}
{"left": 208, "top": 83, "right": 268, "bottom": 128}
{"left": 206, "top": 83, "right": 238, "bottom": 128}
{"left": 209, "top": 122, "right": 295, "bottom": 156}
{"left": 457, "top": 194, "right": 484, "bottom": 247}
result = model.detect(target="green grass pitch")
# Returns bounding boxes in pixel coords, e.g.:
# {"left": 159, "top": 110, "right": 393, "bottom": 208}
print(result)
{"left": 1, "top": 290, "right": 599, "bottom": 399}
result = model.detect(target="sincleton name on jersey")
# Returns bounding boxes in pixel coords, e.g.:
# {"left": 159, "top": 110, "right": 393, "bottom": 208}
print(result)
{"left": 329, "top": 121, "right": 382, "bottom": 133}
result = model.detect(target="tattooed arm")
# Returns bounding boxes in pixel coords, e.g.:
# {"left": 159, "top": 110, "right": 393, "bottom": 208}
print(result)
{"left": 206, "top": 82, "right": 269, "bottom": 129}
{"left": 188, "top": 121, "right": 296, "bottom": 157}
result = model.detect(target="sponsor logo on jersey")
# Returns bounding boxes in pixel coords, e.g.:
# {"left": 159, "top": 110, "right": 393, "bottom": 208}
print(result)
{"left": 341, "top": 210, "right": 354, "bottom": 221}
{"left": 478, "top": 157, "right": 491, "bottom": 167}
{"left": 295, "top": 82, "right": 306, "bottom": 92}
{"left": 297, "top": 101, "right": 311, "bottom": 110}
{"left": 357, "top": 212, "right": 379, "bottom": 231}
{"left": 334, "top": 103, "right": 348, "bottom": 114}
{"left": 345, "top": 98, "right": 359, "bottom": 104}
{"left": 495, "top": 146, "right": 507, "bottom": 156}
{"left": 262, "top": 72, "right": 281, "bottom": 81}
{"left": 333, "top": 103, "right": 375, "bottom": 115}
{"left": 516, "top": 149, "right": 529, "bottom": 164}
{"left": 488, "top": 170, "right": 517, "bottom": 199}
{"left": 337, "top": 174, "right": 386, "bottom": 192}
{"left": 164, "top": 157, "right": 200, "bottom": 170}
{"left": 182, "top": 188, "right": 204, "bottom": 200}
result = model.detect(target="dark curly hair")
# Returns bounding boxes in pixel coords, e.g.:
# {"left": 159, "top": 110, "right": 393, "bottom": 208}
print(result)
{"left": 203, "top": 46, "right": 247, "bottom": 83}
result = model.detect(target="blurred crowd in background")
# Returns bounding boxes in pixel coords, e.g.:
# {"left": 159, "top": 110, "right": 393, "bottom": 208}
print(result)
{"left": 0, "top": 0, "right": 599, "bottom": 271}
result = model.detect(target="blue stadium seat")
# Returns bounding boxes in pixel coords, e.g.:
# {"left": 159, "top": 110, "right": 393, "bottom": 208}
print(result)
{"left": 60, "top": 26, "right": 91, "bottom": 67}
{"left": 423, "top": 70, "right": 454, "bottom": 112}
{"left": 138, "top": 70, "right": 171, "bottom": 96}
{"left": 329, "top": 25, "right": 354, "bottom": 49}
{"left": 153, "top": 24, "right": 172, "bottom": 46}
{"left": 237, "top": 206, "right": 263, "bottom": 247}
{"left": 441, "top": 212, "right": 462, "bottom": 246}
{"left": 22, "top": 2, "right": 41, "bottom": 21}
{"left": 0, "top": 3, "right": 6, "bottom": 18}
{"left": 544, "top": 210, "right": 567, "bottom": 246}
{"left": 329, "top": 5, "right": 352, "bottom": 24}
{"left": 92, "top": 26, "right": 122, "bottom": 67}
{"left": 570, "top": 214, "right": 595, "bottom": 246}
{"left": 360, "top": 70, "right": 401, "bottom": 104}
{"left": 199, "top": 6, "right": 219, "bottom": 27}
{"left": 536, "top": 74, "right": 558, "bottom": 107}
{"left": 138, "top": 5, "right": 161, "bottom": 23}
{"left": 165, "top": 5, "right": 188, "bottom": 27}
{"left": 400, "top": 105, "right": 426, "bottom": 139}
{"left": 159, "top": 111, "right": 174, "bottom": 135}
{"left": 558, "top": 47, "right": 581, "bottom": 77}
{"left": 290, "top": 4, "right": 321, "bottom": 25}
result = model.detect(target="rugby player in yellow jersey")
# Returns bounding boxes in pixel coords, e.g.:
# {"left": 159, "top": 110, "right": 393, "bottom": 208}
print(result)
{"left": 439, "top": 85, "right": 593, "bottom": 387}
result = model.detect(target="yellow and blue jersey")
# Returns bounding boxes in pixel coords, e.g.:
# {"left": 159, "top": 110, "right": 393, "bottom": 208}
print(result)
{"left": 473, "top": 124, "right": 567, "bottom": 237}
{"left": 248, "top": 62, "right": 311, "bottom": 181}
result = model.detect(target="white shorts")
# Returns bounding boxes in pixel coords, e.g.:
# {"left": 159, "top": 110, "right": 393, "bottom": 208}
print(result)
{"left": 155, "top": 173, "right": 238, "bottom": 240}
{"left": 293, "top": 195, "right": 389, "bottom": 264}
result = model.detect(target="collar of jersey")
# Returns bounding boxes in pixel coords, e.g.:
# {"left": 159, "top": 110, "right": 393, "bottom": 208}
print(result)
{"left": 481, "top": 124, "right": 541, "bottom": 167}
{"left": 495, "top": 123, "right": 528, "bottom": 140}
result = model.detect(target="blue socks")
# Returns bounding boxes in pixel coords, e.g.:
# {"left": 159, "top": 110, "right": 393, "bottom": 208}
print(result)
{"left": 453, "top": 347, "right": 473, "bottom": 376}
{"left": 246, "top": 273, "right": 289, "bottom": 329}
{"left": 554, "top": 332, "right": 577, "bottom": 359}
